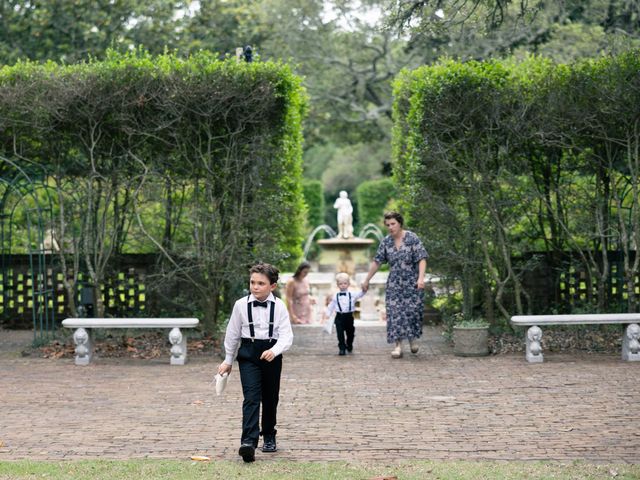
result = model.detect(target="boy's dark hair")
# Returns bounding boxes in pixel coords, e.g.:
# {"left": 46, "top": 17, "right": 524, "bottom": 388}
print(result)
{"left": 250, "top": 262, "right": 280, "bottom": 285}
{"left": 383, "top": 211, "right": 404, "bottom": 227}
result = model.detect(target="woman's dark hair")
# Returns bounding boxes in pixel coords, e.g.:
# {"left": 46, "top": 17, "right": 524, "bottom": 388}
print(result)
{"left": 250, "top": 262, "right": 280, "bottom": 285}
{"left": 293, "top": 261, "right": 312, "bottom": 279}
{"left": 383, "top": 211, "right": 404, "bottom": 227}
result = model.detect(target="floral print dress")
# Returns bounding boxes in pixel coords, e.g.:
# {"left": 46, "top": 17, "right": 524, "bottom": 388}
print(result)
{"left": 374, "top": 230, "right": 428, "bottom": 343}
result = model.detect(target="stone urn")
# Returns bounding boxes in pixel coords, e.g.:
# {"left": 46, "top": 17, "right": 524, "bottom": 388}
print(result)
{"left": 453, "top": 321, "right": 489, "bottom": 357}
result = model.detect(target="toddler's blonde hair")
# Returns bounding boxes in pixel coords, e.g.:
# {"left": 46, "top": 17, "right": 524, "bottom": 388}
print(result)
{"left": 335, "top": 272, "right": 350, "bottom": 283}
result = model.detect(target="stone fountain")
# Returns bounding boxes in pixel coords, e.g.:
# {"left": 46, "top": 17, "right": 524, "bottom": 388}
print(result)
{"left": 283, "top": 191, "right": 388, "bottom": 322}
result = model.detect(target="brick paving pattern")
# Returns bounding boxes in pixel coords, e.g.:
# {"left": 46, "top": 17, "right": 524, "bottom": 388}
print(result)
{"left": 0, "top": 324, "right": 638, "bottom": 462}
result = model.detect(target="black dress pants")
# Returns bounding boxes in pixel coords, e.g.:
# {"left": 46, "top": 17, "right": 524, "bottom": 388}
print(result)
{"left": 335, "top": 312, "right": 355, "bottom": 350}
{"left": 237, "top": 338, "right": 282, "bottom": 446}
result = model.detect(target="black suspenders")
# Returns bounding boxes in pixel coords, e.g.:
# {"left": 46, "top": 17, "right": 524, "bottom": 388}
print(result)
{"left": 246, "top": 298, "right": 275, "bottom": 340}
{"left": 336, "top": 292, "right": 352, "bottom": 313}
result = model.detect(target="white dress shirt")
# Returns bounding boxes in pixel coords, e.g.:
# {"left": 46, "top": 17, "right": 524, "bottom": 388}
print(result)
{"left": 325, "top": 290, "right": 365, "bottom": 317}
{"left": 223, "top": 293, "right": 293, "bottom": 365}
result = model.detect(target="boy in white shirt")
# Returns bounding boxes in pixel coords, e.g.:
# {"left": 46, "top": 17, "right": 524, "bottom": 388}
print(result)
{"left": 217, "top": 262, "right": 293, "bottom": 462}
{"left": 325, "top": 272, "right": 365, "bottom": 356}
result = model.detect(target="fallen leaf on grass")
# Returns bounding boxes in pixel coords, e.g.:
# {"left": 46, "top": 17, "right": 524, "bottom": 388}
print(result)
{"left": 190, "top": 455, "right": 210, "bottom": 462}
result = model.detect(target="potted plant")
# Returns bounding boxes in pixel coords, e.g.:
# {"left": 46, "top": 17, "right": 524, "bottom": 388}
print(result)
{"left": 452, "top": 316, "right": 490, "bottom": 357}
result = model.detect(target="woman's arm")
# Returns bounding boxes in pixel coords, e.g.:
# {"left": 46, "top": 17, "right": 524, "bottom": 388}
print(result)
{"left": 361, "top": 260, "right": 380, "bottom": 292}
{"left": 285, "top": 279, "right": 299, "bottom": 324}
{"left": 417, "top": 258, "right": 426, "bottom": 289}
{"left": 306, "top": 278, "right": 316, "bottom": 305}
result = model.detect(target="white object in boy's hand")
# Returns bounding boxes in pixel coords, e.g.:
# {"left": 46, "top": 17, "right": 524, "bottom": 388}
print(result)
{"left": 323, "top": 315, "right": 334, "bottom": 335}
{"left": 214, "top": 372, "right": 229, "bottom": 396}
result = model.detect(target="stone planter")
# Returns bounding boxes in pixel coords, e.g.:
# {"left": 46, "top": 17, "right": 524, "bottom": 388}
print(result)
{"left": 453, "top": 325, "right": 489, "bottom": 357}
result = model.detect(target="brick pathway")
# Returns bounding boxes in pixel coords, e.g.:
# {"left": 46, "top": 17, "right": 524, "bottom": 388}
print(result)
{"left": 0, "top": 324, "right": 638, "bottom": 462}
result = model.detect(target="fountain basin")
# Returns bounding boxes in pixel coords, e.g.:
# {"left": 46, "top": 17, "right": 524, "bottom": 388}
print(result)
{"left": 316, "top": 237, "right": 375, "bottom": 275}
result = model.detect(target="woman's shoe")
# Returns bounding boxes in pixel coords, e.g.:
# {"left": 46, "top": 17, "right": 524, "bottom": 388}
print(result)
{"left": 391, "top": 345, "right": 402, "bottom": 358}
{"left": 410, "top": 339, "right": 419, "bottom": 354}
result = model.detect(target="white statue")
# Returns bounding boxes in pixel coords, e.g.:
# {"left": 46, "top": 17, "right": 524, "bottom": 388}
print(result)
{"left": 333, "top": 191, "right": 354, "bottom": 239}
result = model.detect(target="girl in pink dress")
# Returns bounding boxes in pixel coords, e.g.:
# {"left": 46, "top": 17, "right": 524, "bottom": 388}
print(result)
{"left": 285, "top": 262, "right": 315, "bottom": 324}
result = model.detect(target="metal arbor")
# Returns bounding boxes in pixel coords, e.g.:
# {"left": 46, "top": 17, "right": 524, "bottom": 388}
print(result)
{"left": 0, "top": 157, "right": 57, "bottom": 343}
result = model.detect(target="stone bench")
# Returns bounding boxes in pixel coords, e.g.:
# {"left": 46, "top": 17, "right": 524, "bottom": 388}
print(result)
{"left": 61, "top": 318, "right": 199, "bottom": 366}
{"left": 510, "top": 314, "right": 640, "bottom": 363}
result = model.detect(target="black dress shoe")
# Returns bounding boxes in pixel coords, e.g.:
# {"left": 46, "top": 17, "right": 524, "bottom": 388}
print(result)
{"left": 262, "top": 435, "right": 277, "bottom": 453}
{"left": 339, "top": 348, "right": 346, "bottom": 356}
{"left": 238, "top": 443, "right": 255, "bottom": 463}
{"left": 346, "top": 344, "right": 353, "bottom": 353}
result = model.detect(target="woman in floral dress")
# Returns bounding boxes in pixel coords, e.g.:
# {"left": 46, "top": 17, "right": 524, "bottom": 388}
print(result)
{"left": 362, "top": 212, "right": 428, "bottom": 358}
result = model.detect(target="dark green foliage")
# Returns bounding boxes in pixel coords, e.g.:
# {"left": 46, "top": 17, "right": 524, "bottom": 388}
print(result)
{"left": 393, "top": 51, "right": 640, "bottom": 321}
{"left": 0, "top": 50, "right": 307, "bottom": 331}
{"left": 301, "top": 179, "right": 324, "bottom": 230}
{"left": 355, "top": 178, "right": 396, "bottom": 228}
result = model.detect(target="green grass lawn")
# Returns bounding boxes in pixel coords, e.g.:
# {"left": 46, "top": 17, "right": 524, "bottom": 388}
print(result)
{"left": 0, "top": 460, "right": 638, "bottom": 480}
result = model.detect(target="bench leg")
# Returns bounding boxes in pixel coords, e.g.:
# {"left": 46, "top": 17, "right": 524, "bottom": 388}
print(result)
{"left": 169, "top": 327, "right": 187, "bottom": 365}
{"left": 525, "top": 326, "right": 543, "bottom": 363}
{"left": 622, "top": 323, "right": 640, "bottom": 361}
{"left": 72, "top": 328, "right": 93, "bottom": 365}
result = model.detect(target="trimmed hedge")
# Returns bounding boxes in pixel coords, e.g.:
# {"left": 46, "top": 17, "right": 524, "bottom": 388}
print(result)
{"left": 356, "top": 178, "right": 396, "bottom": 228}
{"left": 0, "top": 50, "right": 307, "bottom": 331}
{"left": 302, "top": 179, "right": 324, "bottom": 230}
{"left": 393, "top": 51, "right": 640, "bottom": 320}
